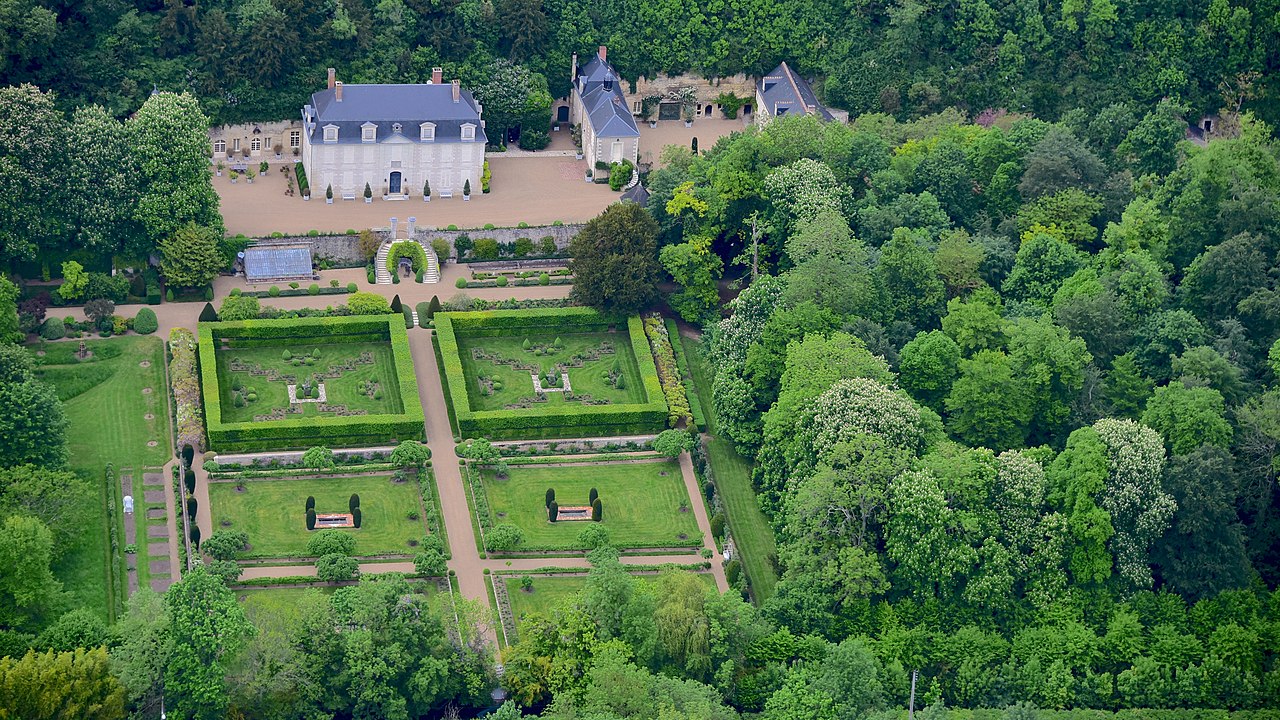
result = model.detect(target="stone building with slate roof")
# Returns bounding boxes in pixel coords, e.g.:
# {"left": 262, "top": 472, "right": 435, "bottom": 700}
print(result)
{"left": 569, "top": 47, "right": 641, "bottom": 167}
{"left": 755, "top": 62, "right": 836, "bottom": 126}
{"left": 301, "top": 68, "right": 486, "bottom": 200}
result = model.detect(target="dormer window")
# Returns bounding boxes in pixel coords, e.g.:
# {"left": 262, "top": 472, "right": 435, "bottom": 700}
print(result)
{"left": 461, "top": 124, "right": 475, "bottom": 142}
{"left": 323, "top": 125, "right": 338, "bottom": 143}
{"left": 420, "top": 122, "right": 435, "bottom": 142}
{"left": 361, "top": 122, "right": 377, "bottom": 143}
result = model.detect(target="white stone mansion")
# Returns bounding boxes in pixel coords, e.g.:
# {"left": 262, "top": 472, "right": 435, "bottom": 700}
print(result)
{"left": 301, "top": 68, "right": 487, "bottom": 200}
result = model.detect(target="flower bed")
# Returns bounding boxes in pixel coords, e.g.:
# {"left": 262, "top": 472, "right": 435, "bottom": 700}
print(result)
{"left": 642, "top": 315, "right": 692, "bottom": 428}
{"left": 169, "top": 328, "right": 207, "bottom": 451}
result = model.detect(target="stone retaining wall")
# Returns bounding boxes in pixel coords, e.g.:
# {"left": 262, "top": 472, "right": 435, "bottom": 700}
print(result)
{"left": 416, "top": 224, "right": 583, "bottom": 260}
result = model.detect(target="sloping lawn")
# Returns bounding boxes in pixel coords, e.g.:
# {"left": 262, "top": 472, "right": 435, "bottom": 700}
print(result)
{"left": 30, "top": 336, "right": 173, "bottom": 620}
{"left": 681, "top": 335, "right": 779, "bottom": 602}
{"left": 479, "top": 460, "right": 700, "bottom": 551}
{"left": 209, "top": 474, "right": 428, "bottom": 558}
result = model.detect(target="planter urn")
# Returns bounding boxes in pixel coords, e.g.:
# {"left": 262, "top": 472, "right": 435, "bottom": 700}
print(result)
{"left": 326, "top": 197, "right": 333, "bottom": 204}
{"left": 463, "top": 194, "right": 471, "bottom": 202}
{"left": 424, "top": 195, "right": 431, "bottom": 203}
{"left": 364, "top": 197, "right": 372, "bottom": 204}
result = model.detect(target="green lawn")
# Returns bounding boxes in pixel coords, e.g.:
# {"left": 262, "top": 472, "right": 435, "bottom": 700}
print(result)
{"left": 479, "top": 460, "right": 701, "bottom": 551}
{"left": 682, "top": 335, "right": 779, "bottom": 602}
{"left": 236, "top": 587, "right": 336, "bottom": 621}
{"left": 214, "top": 341, "right": 403, "bottom": 423}
{"left": 30, "top": 336, "right": 173, "bottom": 621}
{"left": 458, "top": 332, "right": 644, "bottom": 411}
{"left": 505, "top": 572, "right": 717, "bottom": 637}
{"left": 208, "top": 474, "right": 430, "bottom": 557}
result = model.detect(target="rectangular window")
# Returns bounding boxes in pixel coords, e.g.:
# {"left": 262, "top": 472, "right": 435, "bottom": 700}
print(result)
{"left": 213, "top": 140, "right": 226, "bottom": 154}
{"left": 421, "top": 124, "right": 435, "bottom": 142}
{"left": 362, "top": 126, "right": 376, "bottom": 143}
{"left": 232, "top": 138, "right": 241, "bottom": 152}
{"left": 323, "top": 127, "right": 338, "bottom": 143}
{"left": 290, "top": 130, "right": 301, "bottom": 148}
{"left": 632, "top": 101, "right": 641, "bottom": 113}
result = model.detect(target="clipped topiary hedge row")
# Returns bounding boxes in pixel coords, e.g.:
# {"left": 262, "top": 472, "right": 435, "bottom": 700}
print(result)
{"left": 198, "top": 315, "right": 424, "bottom": 451}
{"left": 436, "top": 309, "right": 667, "bottom": 440}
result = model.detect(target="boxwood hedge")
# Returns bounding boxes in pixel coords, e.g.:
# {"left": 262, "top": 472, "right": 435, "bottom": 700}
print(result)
{"left": 436, "top": 308, "right": 667, "bottom": 439}
{"left": 198, "top": 315, "right": 424, "bottom": 451}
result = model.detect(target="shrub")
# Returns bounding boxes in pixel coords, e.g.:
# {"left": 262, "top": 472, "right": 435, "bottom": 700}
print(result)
{"left": 198, "top": 302, "right": 218, "bottom": 322}
{"left": 520, "top": 128, "right": 549, "bottom": 150}
{"left": 485, "top": 523, "right": 523, "bottom": 551}
{"left": 456, "top": 277, "right": 468, "bottom": 289}
{"left": 473, "top": 238, "right": 500, "bottom": 260}
{"left": 390, "top": 440, "right": 430, "bottom": 467}
{"left": 653, "top": 429, "right": 691, "bottom": 458}
{"left": 431, "top": 238, "right": 450, "bottom": 263}
{"left": 307, "top": 529, "right": 356, "bottom": 556}
{"left": 219, "top": 294, "right": 261, "bottom": 322}
{"left": 427, "top": 296, "right": 441, "bottom": 318}
{"left": 513, "top": 238, "right": 534, "bottom": 257}
{"left": 592, "top": 498, "right": 602, "bottom": 522}
{"left": 134, "top": 308, "right": 158, "bottom": 334}
{"left": 305, "top": 495, "right": 315, "bottom": 511}
{"left": 186, "top": 495, "right": 197, "bottom": 519}
{"left": 414, "top": 548, "right": 447, "bottom": 576}
{"left": 539, "top": 273, "right": 550, "bottom": 286}
{"left": 539, "top": 236, "right": 557, "bottom": 255}
{"left": 463, "top": 179, "right": 471, "bottom": 196}
{"left": 351, "top": 507, "right": 362, "bottom": 528}
{"left": 289, "top": 282, "right": 300, "bottom": 290}
{"left": 189, "top": 525, "right": 200, "bottom": 547}
{"left": 385, "top": 241, "right": 427, "bottom": 277}
{"left": 545, "top": 488, "right": 555, "bottom": 508}
{"left": 496, "top": 276, "right": 508, "bottom": 287}
{"left": 548, "top": 500, "right": 558, "bottom": 522}
{"left": 306, "top": 508, "right": 316, "bottom": 530}
{"left": 347, "top": 282, "right": 357, "bottom": 293}
{"left": 347, "top": 291, "right": 391, "bottom": 315}
{"left": 268, "top": 286, "right": 280, "bottom": 297}
{"left": 184, "top": 470, "right": 196, "bottom": 494}
{"left": 588, "top": 487, "right": 598, "bottom": 505}
{"left": 710, "top": 513, "right": 726, "bottom": 540}
{"left": 317, "top": 552, "right": 359, "bottom": 582}
{"left": 390, "top": 294, "right": 402, "bottom": 313}
{"left": 309, "top": 283, "right": 320, "bottom": 295}
{"left": 40, "top": 318, "right": 64, "bottom": 340}
{"left": 577, "top": 524, "right": 610, "bottom": 549}
{"left": 203, "top": 460, "right": 219, "bottom": 472}
{"left": 165, "top": 288, "right": 174, "bottom": 302}
{"left": 203, "top": 529, "right": 248, "bottom": 561}
{"left": 349, "top": 493, "right": 360, "bottom": 512}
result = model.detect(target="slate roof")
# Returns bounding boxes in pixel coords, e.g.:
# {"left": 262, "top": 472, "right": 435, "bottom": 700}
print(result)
{"left": 305, "top": 84, "right": 487, "bottom": 144}
{"left": 619, "top": 182, "right": 650, "bottom": 206}
{"left": 758, "top": 62, "right": 834, "bottom": 121}
{"left": 244, "top": 245, "right": 314, "bottom": 282}
{"left": 576, "top": 57, "right": 640, "bottom": 138}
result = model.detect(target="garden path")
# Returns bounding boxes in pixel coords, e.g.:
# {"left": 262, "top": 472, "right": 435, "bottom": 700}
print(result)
{"left": 192, "top": 460, "right": 213, "bottom": 560}
{"left": 679, "top": 451, "right": 729, "bottom": 592}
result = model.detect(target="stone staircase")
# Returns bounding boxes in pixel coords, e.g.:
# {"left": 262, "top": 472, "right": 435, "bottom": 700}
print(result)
{"left": 374, "top": 242, "right": 393, "bottom": 284}
{"left": 374, "top": 239, "right": 440, "bottom": 285}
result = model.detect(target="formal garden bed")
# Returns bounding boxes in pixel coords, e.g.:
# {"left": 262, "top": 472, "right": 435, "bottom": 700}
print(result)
{"left": 208, "top": 471, "right": 434, "bottom": 559}
{"left": 199, "top": 315, "right": 423, "bottom": 450}
{"left": 436, "top": 308, "right": 667, "bottom": 439}
{"left": 466, "top": 459, "right": 701, "bottom": 554}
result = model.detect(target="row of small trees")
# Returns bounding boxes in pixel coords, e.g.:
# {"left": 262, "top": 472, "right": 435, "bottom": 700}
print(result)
{"left": 304, "top": 493, "right": 362, "bottom": 529}
{"left": 545, "top": 487, "right": 602, "bottom": 522}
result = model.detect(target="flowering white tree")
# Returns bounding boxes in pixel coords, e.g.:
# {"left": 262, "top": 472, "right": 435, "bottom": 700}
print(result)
{"left": 1093, "top": 418, "right": 1176, "bottom": 592}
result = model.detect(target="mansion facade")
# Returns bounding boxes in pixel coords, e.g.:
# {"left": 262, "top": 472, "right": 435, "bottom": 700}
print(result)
{"left": 300, "top": 68, "right": 487, "bottom": 199}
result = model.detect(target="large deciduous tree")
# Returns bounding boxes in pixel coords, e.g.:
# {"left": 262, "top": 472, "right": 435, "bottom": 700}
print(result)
{"left": 0, "top": 647, "right": 125, "bottom": 720}
{"left": 129, "top": 92, "right": 222, "bottom": 251}
{"left": 472, "top": 59, "right": 551, "bottom": 146}
{"left": 660, "top": 235, "right": 722, "bottom": 323}
{"left": 1154, "top": 445, "right": 1250, "bottom": 600}
{"left": 569, "top": 202, "right": 661, "bottom": 315}
{"left": 0, "top": 344, "right": 68, "bottom": 469}
{"left": 0, "top": 515, "right": 64, "bottom": 630}
{"left": 0, "top": 84, "right": 65, "bottom": 263}
{"left": 66, "top": 105, "right": 140, "bottom": 258}
{"left": 164, "top": 566, "right": 255, "bottom": 720}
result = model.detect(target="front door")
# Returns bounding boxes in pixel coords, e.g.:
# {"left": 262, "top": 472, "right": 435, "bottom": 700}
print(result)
{"left": 557, "top": 105, "right": 570, "bottom": 123}
{"left": 389, "top": 171, "right": 402, "bottom": 194}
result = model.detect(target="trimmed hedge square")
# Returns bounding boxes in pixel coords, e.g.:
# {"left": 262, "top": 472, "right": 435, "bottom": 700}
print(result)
{"left": 436, "top": 308, "right": 666, "bottom": 439}
{"left": 199, "top": 315, "right": 424, "bottom": 450}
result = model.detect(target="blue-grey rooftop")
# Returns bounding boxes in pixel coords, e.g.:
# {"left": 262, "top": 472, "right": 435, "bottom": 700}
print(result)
{"left": 306, "top": 83, "right": 487, "bottom": 144}
{"left": 244, "top": 245, "right": 314, "bottom": 282}
{"left": 576, "top": 57, "right": 640, "bottom": 138}
{"left": 758, "top": 62, "right": 834, "bottom": 122}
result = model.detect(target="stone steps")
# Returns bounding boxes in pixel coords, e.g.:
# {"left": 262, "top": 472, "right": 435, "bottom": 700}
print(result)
{"left": 374, "top": 242, "right": 392, "bottom": 284}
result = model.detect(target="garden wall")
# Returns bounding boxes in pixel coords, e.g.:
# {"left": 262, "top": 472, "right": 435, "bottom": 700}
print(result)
{"left": 415, "top": 224, "right": 582, "bottom": 260}
{"left": 248, "top": 234, "right": 389, "bottom": 266}
{"left": 244, "top": 223, "right": 581, "bottom": 264}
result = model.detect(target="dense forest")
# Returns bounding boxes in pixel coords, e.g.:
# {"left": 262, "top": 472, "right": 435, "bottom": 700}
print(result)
{"left": 2, "top": 0, "right": 1278, "bottom": 128}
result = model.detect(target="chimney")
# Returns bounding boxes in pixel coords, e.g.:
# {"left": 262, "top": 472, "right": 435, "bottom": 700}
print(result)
{"left": 327, "top": 67, "right": 336, "bottom": 90}
{"left": 451, "top": 79, "right": 460, "bottom": 103}
{"left": 598, "top": 45, "right": 607, "bottom": 62}
{"left": 571, "top": 52, "right": 578, "bottom": 83}
{"left": 335, "top": 81, "right": 343, "bottom": 102}
{"left": 431, "top": 67, "right": 442, "bottom": 85}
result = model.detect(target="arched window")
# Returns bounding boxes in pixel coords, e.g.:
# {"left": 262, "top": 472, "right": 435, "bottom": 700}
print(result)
{"left": 251, "top": 137, "right": 262, "bottom": 151}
